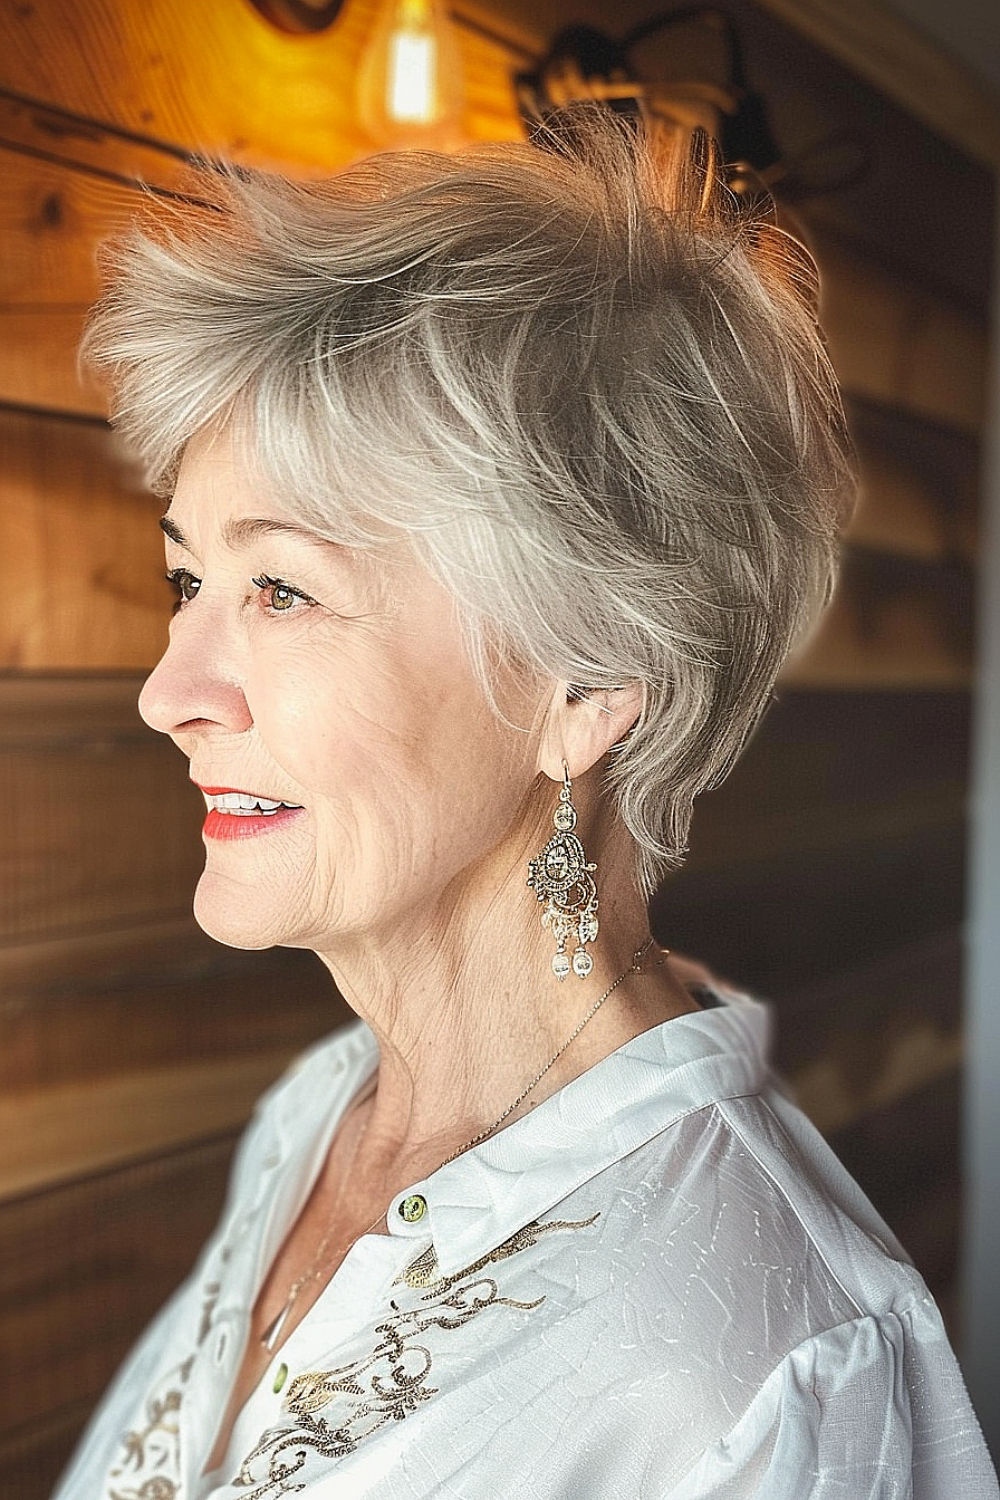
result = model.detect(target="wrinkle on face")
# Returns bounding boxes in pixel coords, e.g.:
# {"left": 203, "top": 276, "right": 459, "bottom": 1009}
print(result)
{"left": 143, "top": 427, "right": 550, "bottom": 960}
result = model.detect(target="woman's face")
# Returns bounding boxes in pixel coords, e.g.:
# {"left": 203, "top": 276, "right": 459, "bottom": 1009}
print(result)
{"left": 139, "top": 429, "right": 546, "bottom": 953}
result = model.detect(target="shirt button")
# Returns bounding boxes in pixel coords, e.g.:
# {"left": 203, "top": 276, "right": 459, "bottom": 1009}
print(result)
{"left": 398, "top": 1194, "right": 428, "bottom": 1223}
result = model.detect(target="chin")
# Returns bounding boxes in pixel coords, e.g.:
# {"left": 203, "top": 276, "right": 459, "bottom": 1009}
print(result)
{"left": 192, "top": 870, "right": 297, "bottom": 951}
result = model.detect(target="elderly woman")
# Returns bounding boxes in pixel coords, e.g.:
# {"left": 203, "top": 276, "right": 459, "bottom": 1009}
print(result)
{"left": 54, "top": 113, "right": 994, "bottom": 1500}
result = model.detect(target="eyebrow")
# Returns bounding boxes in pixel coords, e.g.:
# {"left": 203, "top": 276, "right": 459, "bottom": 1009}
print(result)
{"left": 159, "top": 515, "right": 332, "bottom": 551}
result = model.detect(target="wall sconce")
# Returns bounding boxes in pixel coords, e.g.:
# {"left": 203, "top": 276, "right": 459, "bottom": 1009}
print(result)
{"left": 248, "top": 0, "right": 465, "bottom": 148}
{"left": 516, "top": 12, "right": 869, "bottom": 205}
{"left": 357, "top": 0, "right": 465, "bottom": 147}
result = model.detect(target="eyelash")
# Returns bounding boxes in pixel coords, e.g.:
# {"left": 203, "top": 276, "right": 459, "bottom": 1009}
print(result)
{"left": 251, "top": 574, "right": 318, "bottom": 613}
{"left": 165, "top": 568, "right": 318, "bottom": 615}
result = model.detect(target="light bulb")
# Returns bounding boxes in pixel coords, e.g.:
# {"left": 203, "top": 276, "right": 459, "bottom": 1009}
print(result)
{"left": 357, "top": 0, "right": 465, "bottom": 147}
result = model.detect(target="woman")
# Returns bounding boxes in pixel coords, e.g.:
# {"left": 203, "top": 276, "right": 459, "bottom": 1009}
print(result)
{"left": 54, "top": 112, "right": 995, "bottom": 1499}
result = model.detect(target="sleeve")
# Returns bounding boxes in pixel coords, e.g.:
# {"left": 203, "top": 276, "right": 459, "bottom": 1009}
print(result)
{"left": 661, "top": 1310, "right": 999, "bottom": 1500}
{"left": 48, "top": 1067, "right": 292, "bottom": 1500}
{"left": 48, "top": 1275, "right": 196, "bottom": 1500}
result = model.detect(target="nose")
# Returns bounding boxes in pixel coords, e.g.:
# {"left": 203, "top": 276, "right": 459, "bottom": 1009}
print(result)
{"left": 139, "top": 608, "right": 253, "bottom": 740}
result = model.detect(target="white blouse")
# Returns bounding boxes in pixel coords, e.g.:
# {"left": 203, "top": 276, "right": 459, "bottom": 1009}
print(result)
{"left": 53, "top": 993, "right": 997, "bottom": 1500}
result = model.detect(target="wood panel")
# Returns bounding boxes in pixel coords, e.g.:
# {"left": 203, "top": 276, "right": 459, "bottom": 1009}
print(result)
{"left": 0, "top": 925, "right": 341, "bottom": 1089}
{"left": 0, "top": 409, "right": 167, "bottom": 668}
{"left": 0, "top": 1050, "right": 291, "bottom": 1199}
{"left": 845, "top": 399, "right": 980, "bottom": 561}
{"left": 0, "top": 1400, "right": 94, "bottom": 1500}
{"left": 786, "top": 546, "right": 975, "bottom": 688}
{"left": 0, "top": 0, "right": 524, "bottom": 172}
{"left": 0, "top": 672, "right": 346, "bottom": 1196}
{"left": 815, "top": 229, "right": 988, "bottom": 435}
{"left": 0, "top": 671, "right": 162, "bottom": 745}
{"left": 787, "top": 939, "right": 964, "bottom": 1331}
{"left": 0, "top": 674, "right": 201, "bottom": 940}
{"left": 788, "top": 397, "right": 981, "bottom": 688}
{"left": 0, "top": 150, "right": 149, "bottom": 308}
{"left": 0, "top": 85, "right": 193, "bottom": 186}
{"left": 751, "top": 0, "right": 1000, "bottom": 168}
{"left": 0, "top": 2, "right": 526, "bottom": 422}
{"left": 0, "top": 149, "right": 147, "bottom": 417}
{"left": 0, "top": 314, "right": 101, "bottom": 417}
{"left": 829, "top": 1073, "right": 963, "bottom": 1314}
{"left": 0, "top": 1136, "right": 236, "bottom": 1439}
{"left": 780, "top": 930, "right": 963, "bottom": 1134}
{"left": 656, "top": 689, "right": 970, "bottom": 993}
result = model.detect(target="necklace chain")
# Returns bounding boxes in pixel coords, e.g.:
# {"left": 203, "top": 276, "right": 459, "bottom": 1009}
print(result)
{"left": 260, "top": 935, "right": 662, "bottom": 1352}
{"left": 438, "top": 936, "right": 657, "bottom": 1166}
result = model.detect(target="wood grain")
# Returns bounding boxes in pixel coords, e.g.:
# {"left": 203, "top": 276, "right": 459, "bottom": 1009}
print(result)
{"left": 0, "top": 1048, "right": 293, "bottom": 1199}
{"left": 0, "top": 673, "right": 202, "bottom": 943}
{"left": 845, "top": 399, "right": 980, "bottom": 563}
{"left": 0, "top": 1135, "right": 235, "bottom": 1434}
{"left": 0, "top": 310, "right": 102, "bottom": 417}
{"left": 0, "top": 149, "right": 153, "bottom": 308}
{"left": 0, "top": 0, "right": 523, "bottom": 173}
{"left": 0, "top": 84, "right": 193, "bottom": 188}
{"left": 0, "top": 408, "right": 168, "bottom": 668}
{"left": 751, "top": 0, "right": 1000, "bottom": 168}
{"left": 815, "top": 228, "right": 989, "bottom": 435}
{"left": 0, "top": 922, "right": 343, "bottom": 1089}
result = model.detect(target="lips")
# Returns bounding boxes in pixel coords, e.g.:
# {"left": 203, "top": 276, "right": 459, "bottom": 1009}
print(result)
{"left": 194, "top": 784, "right": 304, "bottom": 841}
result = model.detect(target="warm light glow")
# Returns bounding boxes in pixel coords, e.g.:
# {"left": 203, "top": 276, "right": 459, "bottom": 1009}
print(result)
{"left": 357, "top": 0, "right": 464, "bottom": 146}
{"left": 388, "top": 31, "right": 435, "bottom": 122}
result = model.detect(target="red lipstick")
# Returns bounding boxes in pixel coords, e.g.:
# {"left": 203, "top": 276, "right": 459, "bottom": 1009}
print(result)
{"left": 195, "top": 785, "right": 304, "bottom": 842}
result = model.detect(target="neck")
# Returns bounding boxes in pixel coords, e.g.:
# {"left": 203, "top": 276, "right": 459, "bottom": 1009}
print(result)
{"left": 311, "top": 772, "right": 697, "bottom": 1179}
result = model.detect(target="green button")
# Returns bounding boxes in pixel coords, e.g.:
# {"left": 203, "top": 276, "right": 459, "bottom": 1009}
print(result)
{"left": 398, "top": 1194, "right": 427, "bottom": 1223}
{"left": 273, "top": 1362, "right": 288, "bottom": 1394}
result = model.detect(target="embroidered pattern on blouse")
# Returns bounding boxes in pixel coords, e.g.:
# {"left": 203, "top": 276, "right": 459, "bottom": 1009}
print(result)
{"left": 106, "top": 1279, "right": 222, "bottom": 1500}
{"left": 233, "top": 1214, "right": 599, "bottom": 1498}
{"left": 106, "top": 1355, "right": 192, "bottom": 1500}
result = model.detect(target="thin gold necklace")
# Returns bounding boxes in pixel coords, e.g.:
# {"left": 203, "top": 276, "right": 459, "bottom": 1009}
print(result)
{"left": 260, "top": 936, "right": 663, "bottom": 1353}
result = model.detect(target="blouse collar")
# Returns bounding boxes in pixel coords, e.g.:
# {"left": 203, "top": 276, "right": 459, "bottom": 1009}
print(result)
{"left": 373, "top": 993, "right": 770, "bottom": 1278}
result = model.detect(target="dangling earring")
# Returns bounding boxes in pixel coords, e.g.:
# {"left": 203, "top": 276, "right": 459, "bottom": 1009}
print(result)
{"left": 526, "top": 760, "right": 599, "bottom": 980}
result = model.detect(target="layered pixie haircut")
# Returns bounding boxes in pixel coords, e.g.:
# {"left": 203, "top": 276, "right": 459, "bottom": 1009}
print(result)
{"left": 85, "top": 109, "right": 854, "bottom": 897}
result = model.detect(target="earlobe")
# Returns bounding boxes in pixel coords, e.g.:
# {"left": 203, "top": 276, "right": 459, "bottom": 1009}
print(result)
{"left": 538, "top": 681, "right": 644, "bottom": 780}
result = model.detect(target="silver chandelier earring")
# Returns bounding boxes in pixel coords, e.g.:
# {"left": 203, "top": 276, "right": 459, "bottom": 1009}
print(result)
{"left": 527, "top": 760, "right": 599, "bottom": 980}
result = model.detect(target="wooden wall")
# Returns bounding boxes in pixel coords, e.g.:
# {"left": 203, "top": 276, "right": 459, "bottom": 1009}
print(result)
{"left": 0, "top": 1, "right": 994, "bottom": 1494}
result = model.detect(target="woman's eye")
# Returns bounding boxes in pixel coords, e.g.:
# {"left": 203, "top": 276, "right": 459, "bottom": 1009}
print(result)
{"left": 166, "top": 568, "right": 201, "bottom": 607}
{"left": 251, "top": 575, "right": 317, "bottom": 614}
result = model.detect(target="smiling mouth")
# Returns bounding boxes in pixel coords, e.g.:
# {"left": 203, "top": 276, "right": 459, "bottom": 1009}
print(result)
{"left": 198, "top": 785, "right": 304, "bottom": 816}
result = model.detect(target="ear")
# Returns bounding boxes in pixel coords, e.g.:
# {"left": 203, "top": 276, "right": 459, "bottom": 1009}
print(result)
{"left": 536, "top": 682, "right": 645, "bottom": 781}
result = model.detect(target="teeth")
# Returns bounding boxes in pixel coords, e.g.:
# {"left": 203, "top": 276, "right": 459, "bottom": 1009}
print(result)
{"left": 206, "top": 791, "right": 302, "bottom": 815}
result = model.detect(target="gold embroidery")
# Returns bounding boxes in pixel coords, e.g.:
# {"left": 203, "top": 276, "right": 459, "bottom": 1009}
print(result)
{"left": 394, "top": 1214, "right": 599, "bottom": 1293}
{"left": 234, "top": 1215, "right": 599, "bottom": 1498}
{"left": 109, "top": 1480, "right": 179, "bottom": 1500}
{"left": 106, "top": 1276, "right": 222, "bottom": 1499}
{"left": 107, "top": 1358, "right": 193, "bottom": 1500}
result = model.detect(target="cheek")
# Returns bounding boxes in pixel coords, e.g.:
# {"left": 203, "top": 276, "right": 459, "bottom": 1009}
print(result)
{"left": 244, "top": 619, "right": 539, "bottom": 872}
{"left": 245, "top": 631, "right": 448, "bottom": 800}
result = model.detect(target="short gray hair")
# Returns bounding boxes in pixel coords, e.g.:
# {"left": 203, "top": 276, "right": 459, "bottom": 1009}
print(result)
{"left": 84, "top": 109, "right": 855, "bottom": 898}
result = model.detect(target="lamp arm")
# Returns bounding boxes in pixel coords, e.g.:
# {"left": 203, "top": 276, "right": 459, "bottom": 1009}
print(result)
{"left": 621, "top": 8, "right": 740, "bottom": 87}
